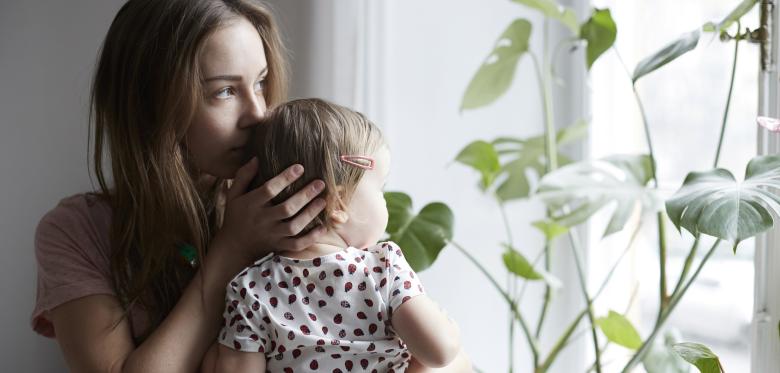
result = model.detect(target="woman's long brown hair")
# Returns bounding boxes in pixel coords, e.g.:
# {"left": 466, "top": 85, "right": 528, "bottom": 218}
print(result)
{"left": 89, "top": 0, "right": 288, "bottom": 341}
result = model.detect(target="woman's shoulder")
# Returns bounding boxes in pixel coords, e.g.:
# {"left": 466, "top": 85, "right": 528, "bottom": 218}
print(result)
{"left": 38, "top": 192, "right": 112, "bottom": 228}
{"left": 35, "top": 192, "right": 113, "bottom": 258}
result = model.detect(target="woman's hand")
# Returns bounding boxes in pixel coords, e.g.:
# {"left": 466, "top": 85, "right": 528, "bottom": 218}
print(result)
{"left": 215, "top": 157, "right": 327, "bottom": 263}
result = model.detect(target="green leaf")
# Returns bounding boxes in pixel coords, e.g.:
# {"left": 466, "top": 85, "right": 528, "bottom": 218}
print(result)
{"left": 536, "top": 154, "right": 660, "bottom": 237}
{"left": 580, "top": 8, "right": 617, "bottom": 70}
{"left": 672, "top": 343, "right": 723, "bottom": 373}
{"left": 461, "top": 19, "right": 532, "bottom": 110}
{"left": 501, "top": 244, "right": 562, "bottom": 288}
{"left": 511, "top": 0, "right": 579, "bottom": 35}
{"left": 532, "top": 220, "right": 569, "bottom": 241}
{"left": 384, "top": 192, "right": 454, "bottom": 272}
{"left": 632, "top": 30, "right": 700, "bottom": 83}
{"left": 703, "top": 0, "right": 758, "bottom": 33}
{"left": 455, "top": 140, "right": 501, "bottom": 190}
{"left": 491, "top": 121, "right": 588, "bottom": 202}
{"left": 556, "top": 119, "right": 589, "bottom": 145}
{"left": 385, "top": 192, "right": 412, "bottom": 234}
{"left": 596, "top": 310, "right": 642, "bottom": 350}
{"left": 665, "top": 155, "right": 780, "bottom": 252}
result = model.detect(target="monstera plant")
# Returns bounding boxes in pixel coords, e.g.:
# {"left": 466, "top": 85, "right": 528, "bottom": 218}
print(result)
{"left": 384, "top": 0, "right": 776, "bottom": 372}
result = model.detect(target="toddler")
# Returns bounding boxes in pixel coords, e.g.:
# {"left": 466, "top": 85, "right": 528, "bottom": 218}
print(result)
{"left": 215, "top": 98, "right": 462, "bottom": 372}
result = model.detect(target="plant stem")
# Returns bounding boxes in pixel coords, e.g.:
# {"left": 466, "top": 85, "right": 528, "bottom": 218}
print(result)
{"left": 535, "top": 239, "right": 552, "bottom": 339}
{"left": 499, "top": 204, "right": 517, "bottom": 372}
{"left": 670, "top": 235, "right": 701, "bottom": 297}
{"left": 619, "top": 46, "right": 670, "bottom": 324}
{"left": 656, "top": 213, "right": 670, "bottom": 320}
{"left": 714, "top": 22, "right": 741, "bottom": 168}
{"left": 449, "top": 240, "right": 541, "bottom": 362}
{"left": 530, "top": 53, "right": 559, "bottom": 172}
{"left": 631, "top": 83, "right": 659, "bottom": 188}
{"left": 559, "top": 223, "right": 643, "bottom": 350}
{"left": 621, "top": 239, "right": 722, "bottom": 372}
{"left": 566, "top": 232, "right": 603, "bottom": 373}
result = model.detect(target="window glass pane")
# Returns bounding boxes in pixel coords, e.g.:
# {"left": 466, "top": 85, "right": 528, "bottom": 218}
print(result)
{"left": 590, "top": 0, "right": 757, "bottom": 371}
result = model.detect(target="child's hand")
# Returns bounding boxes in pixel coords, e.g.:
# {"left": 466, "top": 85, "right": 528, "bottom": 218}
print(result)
{"left": 215, "top": 158, "right": 327, "bottom": 264}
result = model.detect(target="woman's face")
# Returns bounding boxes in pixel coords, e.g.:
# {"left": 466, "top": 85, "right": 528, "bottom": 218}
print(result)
{"left": 186, "top": 17, "right": 268, "bottom": 179}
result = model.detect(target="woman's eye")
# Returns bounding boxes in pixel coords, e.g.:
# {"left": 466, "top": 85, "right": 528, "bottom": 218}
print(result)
{"left": 254, "top": 79, "right": 266, "bottom": 93}
{"left": 215, "top": 87, "right": 235, "bottom": 99}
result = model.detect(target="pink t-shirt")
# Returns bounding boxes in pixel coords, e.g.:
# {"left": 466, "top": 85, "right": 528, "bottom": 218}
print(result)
{"left": 31, "top": 193, "right": 148, "bottom": 340}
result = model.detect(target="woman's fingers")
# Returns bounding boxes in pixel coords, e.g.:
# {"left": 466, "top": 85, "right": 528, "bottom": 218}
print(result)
{"left": 246, "top": 164, "right": 305, "bottom": 205}
{"left": 271, "top": 180, "right": 326, "bottom": 219}
{"left": 281, "top": 224, "right": 327, "bottom": 252}
{"left": 227, "top": 157, "right": 258, "bottom": 202}
{"left": 279, "top": 197, "right": 327, "bottom": 236}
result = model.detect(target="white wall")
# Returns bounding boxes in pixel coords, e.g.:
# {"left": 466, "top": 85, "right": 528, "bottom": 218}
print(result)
{"left": 0, "top": 1, "right": 125, "bottom": 371}
{"left": 267, "top": 1, "right": 589, "bottom": 372}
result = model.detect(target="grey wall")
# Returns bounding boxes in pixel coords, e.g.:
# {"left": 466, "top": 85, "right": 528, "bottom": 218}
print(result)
{"left": 0, "top": 1, "right": 125, "bottom": 371}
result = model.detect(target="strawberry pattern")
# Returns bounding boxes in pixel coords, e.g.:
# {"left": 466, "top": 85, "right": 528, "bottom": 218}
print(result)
{"left": 219, "top": 241, "right": 425, "bottom": 372}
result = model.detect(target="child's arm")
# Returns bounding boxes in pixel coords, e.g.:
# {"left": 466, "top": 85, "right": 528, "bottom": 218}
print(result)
{"left": 407, "top": 348, "right": 473, "bottom": 373}
{"left": 214, "top": 344, "right": 266, "bottom": 373}
{"left": 391, "top": 295, "right": 462, "bottom": 368}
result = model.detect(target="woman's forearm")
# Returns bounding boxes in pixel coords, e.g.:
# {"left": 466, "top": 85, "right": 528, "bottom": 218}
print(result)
{"left": 122, "top": 237, "right": 248, "bottom": 373}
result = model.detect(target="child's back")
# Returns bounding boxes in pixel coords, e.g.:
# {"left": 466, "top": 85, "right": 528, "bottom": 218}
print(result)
{"left": 220, "top": 241, "right": 424, "bottom": 372}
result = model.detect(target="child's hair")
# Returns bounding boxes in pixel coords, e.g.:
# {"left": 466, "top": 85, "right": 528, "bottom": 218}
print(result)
{"left": 247, "top": 98, "right": 385, "bottom": 232}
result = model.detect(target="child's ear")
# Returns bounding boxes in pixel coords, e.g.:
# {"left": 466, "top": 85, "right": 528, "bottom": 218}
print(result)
{"left": 329, "top": 210, "right": 350, "bottom": 224}
{"left": 327, "top": 185, "right": 350, "bottom": 224}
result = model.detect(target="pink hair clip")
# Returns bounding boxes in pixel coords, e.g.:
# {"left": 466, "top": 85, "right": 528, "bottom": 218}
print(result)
{"left": 340, "top": 155, "right": 375, "bottom": 170}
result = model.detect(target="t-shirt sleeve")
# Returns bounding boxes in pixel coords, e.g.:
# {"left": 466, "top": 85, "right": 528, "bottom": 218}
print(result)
{"left": 31, "top": 196, "right": 115, "bottom": 338}
{"left": 384, "top": 242, "right": 426, "bottom": 316}
{"left": 218, "top": 278, "right": 270, "bottom": 353}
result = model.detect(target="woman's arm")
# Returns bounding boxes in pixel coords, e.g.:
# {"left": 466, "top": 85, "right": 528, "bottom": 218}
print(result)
{"left": 49, "top": 238, "right": 247, "bottom": 373}
{"left": 391, "top": 295, "right": 462, "bottom": 368}
{"left": 48, "top": 162, "right": 326, "bottom": 373}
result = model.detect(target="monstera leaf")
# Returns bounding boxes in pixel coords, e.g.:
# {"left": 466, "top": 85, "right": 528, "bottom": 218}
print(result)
{"left": 672, "top": 343, "right": 724, "bottom": 373}
{"left": 461, "top": 19, "right": 532, "bottom": 110}
{"left": 384, "top": 192, "right": 454, "bottom": 272}
{"left": 665, "top": 155, "right": 780, "bottom": 252}
{"left": 456, "top": 120, "right": 587, "bottom": 202}
{"left": 511, "top": 0, "right": 578, "bottom": 35}
{"left": 633, "top": 30, "right": 700, "bottom": 83}
{"left": 580, "top": 8, "right": 617, "bottom": 70}
{"left": 536, "top": 154, "right": 661, "bottom": 237}
{"left": 454, "top": 140, "right": 501, "bottom": 190}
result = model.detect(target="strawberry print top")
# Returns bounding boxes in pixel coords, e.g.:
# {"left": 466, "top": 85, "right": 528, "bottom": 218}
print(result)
{"left": 218, "top": 241, "right": 425, "bottom": 372}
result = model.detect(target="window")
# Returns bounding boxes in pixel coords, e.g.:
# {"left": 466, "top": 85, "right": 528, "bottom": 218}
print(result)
{"left": 590, "top": 0, "right": 759, "bottom": 371}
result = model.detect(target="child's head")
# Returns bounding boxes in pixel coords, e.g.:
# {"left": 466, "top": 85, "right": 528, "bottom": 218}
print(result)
{"left": 247, "top": 98, "right": 390, "bottom": 248}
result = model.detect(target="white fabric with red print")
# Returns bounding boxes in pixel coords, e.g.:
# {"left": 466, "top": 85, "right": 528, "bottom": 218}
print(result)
{"left": 219, "top": 241, "right": 425, "bottom": 372}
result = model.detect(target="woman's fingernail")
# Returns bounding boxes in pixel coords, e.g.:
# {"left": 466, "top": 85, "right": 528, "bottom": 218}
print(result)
{"left": 292, "top": 164, "right": 304, "bottom": 176}
{"left": 313, "top": 180, "right": 325, "bottom": 192}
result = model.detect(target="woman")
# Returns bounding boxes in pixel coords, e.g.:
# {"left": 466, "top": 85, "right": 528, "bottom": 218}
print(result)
{"left": 31, "top": 0, "right": 470, "bottom": 371}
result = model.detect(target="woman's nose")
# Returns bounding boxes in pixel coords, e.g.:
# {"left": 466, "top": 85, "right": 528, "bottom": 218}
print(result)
{"left": 238, "top": 94, "right": 267, "bottom": 129}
